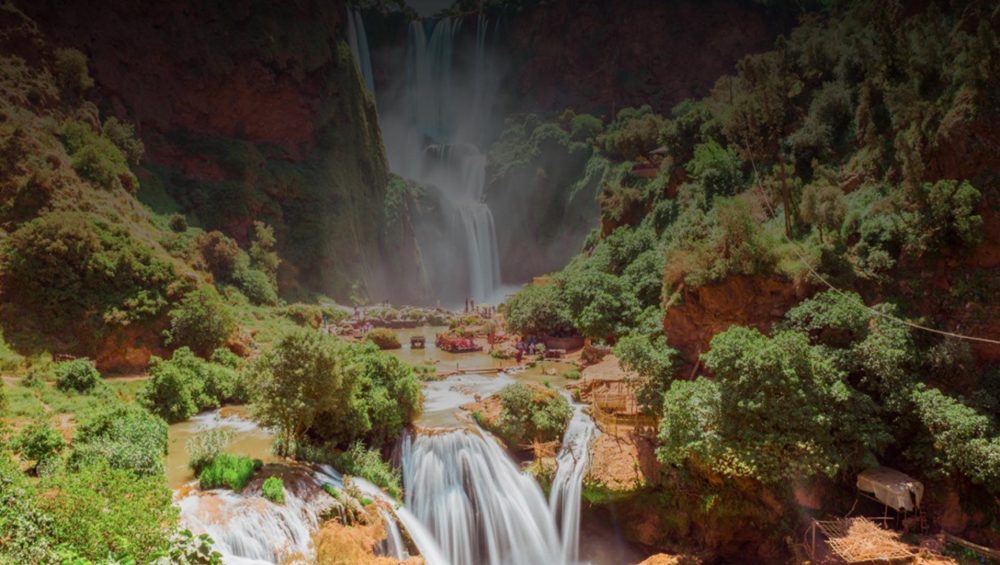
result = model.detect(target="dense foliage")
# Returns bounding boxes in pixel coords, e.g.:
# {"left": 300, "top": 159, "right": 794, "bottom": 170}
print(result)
{"left": 54, "top": 358, "right": 102, "bottom": 393}
{"left": 247, "top": 329, "right": 421, "bottom": 454}
{"left": 69, "top": 403, "right": 168, "bottom": 476}
{"left": 164, "top": 287, "right": 237, "bottom": 358}
{"left": 140, "top": 347, "right": 244, "bottom": 423}
{"left": 0, "top": 212, "right": 177, "bottom": 339}
{"left": 492, "top": 383, "right": 572, "bottom": 446}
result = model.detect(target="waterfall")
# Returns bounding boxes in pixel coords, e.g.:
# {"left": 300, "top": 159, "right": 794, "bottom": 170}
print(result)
{"left": 400, "top": 430, "right": 562, "bottom": 565}
{"left": 346, "top": 8, "right": 375, "bottom": 95}
{"left": 378, "top": 508, "right": 409, "bottom": 560}
{"left": 381, "top": 16, "right": 503, "bottom": 303}
{"left": 549, "top": 401, "right": 597, "bottom": 563}
{"left": 177, "top": 478, "right": 333, "bottom": 564}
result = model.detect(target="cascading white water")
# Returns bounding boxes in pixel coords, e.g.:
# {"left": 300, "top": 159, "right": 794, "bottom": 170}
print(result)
{"left": 549, "top": 401, "right": 598, "bottom": 564}
{"left": 177, "top": 474, "right": 337, "bottom": 565}
{"left": 401, "top": 430, "right": 563, "bottom": 565}
{"left": 378, "top": 508, "right": 409, "bottom": 560}
{"left": 345, "top": 8, "right": 375, "bottom": 95}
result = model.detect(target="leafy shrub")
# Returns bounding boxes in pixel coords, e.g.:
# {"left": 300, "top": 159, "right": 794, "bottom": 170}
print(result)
{"left": 330, "top": 442, "right": 402, "bottom": 499}
{"left": 140, "top": 347, "right": 242, "bottom": 423}
{"left": 685, "top": 138, "right": 743, "bottom": 200}
{"left": 168, "top": 214, "right": 188, "bottom": 233}
{"left": 13, "top": 418, "right": 64, "bottom": 467}
{"left": 249, "top": 221, "right": 280, "bottom": 289}
{"left": 198, "top": 453, "right": 260, "bottom": 491}
{"left": 366, "top": 327, "right": 400, "bottom": 350}
{"left": 154, "top": 529, "right": 223, "bottom": 564}
{"left": 101, "top": 117, "right": 145, "bottom": 165}
{"left": 0, "top": 456, "right": 59, "bottom": 564}
{"left": 58, "top": 120, "right": 138, "bottom": 192}
{"left": 569, "top": 113, "right": 603, "bottom": 142}
{"left": 912, "top": 385, "right": 1000, "bottom": 490}
{"left": 54, "top": 358, "right": 101, "bottom": 393}
{"left": 196, "top": 231, "right": 241, "bottom": 282}
{"left": 69, "top": 403, "right": 168, "bottom": 476}
{"left": 210, "top": 347, "right": 241, "bottom": 369}
{"left": 309, "top": 342, "right": 422, "bottom": 450}
{"left": 235, "top": 265, "right": 279, "bottom": 306}
{"left": 282, "top": 303, "right": 323, "bottom": 328}
{"left": 261, "top": 476, "right": 285, "bottom": 503}
{"left": 186, "top": 429, "right": 233, "bottom": 474}
{"left": 37, "top": 462, "right": 177, "bottom": 562}
{"left": 659, "top": 327, "right": 889, "bottom": 484}
{"left": 164, "top": 286, "right": 237, "bottom": 357}
{"left": 495, "top": 384, "right": 572, "bottom": 446}
{"left": 603, "top": 106, "right": 665, "bottom": 160}
{"left": 53, "top": 48, "right": 93, "bottom": 101}
{"left": 563, "top": 369, "right": 581, "bottom": 380}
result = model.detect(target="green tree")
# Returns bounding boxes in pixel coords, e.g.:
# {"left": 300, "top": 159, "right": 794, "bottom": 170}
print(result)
{"left": 249, "top": 221, "right": 281, "bottom": 290}
{"left": 686, "top": 139, "right": 743, "bottom": 200}
{"left": 165, "top": 286, "right": 236, "bottom": 357}
{"left": 659, "top": 327, "right": 888, "bottom": 483}
{"left": 494, "top": 384, "right": 572, "bottom": 445}
{"left": 559, "top": 270, "right": 639, "bottom": 339}
{"left": 800, "top": 178, "right": 846, "bottom": 243}
{"left": 53, "top": 48, "right": 93, "bottom": 102}
{"left": 504, "top": 284, "right": 573, "bottom": 336}
{"left": 247, "top": 329, "right": 352, "bottom": 453}
{"left": 614, "top": 333, "right": 678, "bottom": 415}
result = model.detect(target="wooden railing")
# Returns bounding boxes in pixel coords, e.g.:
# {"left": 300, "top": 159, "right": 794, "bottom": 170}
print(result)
{"left": 591, "top": 391, "right": 658, "bottom": 437}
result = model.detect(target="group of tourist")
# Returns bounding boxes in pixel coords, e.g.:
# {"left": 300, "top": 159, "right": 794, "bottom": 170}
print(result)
{"left": 513, "top": 336, "right": 543, "bottom": 363}
{"left": 464, "top": 298, "right": 496, "bottom": 318}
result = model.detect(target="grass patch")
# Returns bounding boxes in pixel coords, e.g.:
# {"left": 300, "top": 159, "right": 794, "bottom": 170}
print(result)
{"left": 197, "top": 453, "right": 261, "bottom": 491}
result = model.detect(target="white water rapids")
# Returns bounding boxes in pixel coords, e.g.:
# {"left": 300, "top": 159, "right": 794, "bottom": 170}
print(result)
{"left": 176, "top": 397, "right": 597, "bottom": 565}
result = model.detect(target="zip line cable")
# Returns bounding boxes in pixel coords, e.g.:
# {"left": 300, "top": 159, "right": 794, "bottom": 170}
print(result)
{"left": 740, "top": 140, "right": 1000, "bottom": 346}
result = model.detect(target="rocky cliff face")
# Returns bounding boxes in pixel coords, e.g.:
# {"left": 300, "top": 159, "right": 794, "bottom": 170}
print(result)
{"left": 507, "top": 0, "right": 779, "bottom": 115}
{"left": 19, "top": 0, "right": 424, "bottom": 302}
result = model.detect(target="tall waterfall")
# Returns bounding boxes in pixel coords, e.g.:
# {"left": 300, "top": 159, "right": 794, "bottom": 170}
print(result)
{"left": 345, "top": 8, "right": 375, "bottom": 95}
{"left": 375, "top": 15, "right": 503, "bottom": 303}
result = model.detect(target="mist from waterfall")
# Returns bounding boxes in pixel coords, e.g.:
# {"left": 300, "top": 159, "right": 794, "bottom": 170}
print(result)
{"left": 357, "top": 13, "right": 505, "bottom": 304}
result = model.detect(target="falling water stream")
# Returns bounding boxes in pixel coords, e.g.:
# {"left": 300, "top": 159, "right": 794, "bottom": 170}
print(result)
{"left": 174, "top": 12, "right": 598, "bottom": 564}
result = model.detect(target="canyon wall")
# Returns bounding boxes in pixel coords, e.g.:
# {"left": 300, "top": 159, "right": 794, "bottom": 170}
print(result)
{"left": 20, "top": 0, "right": 425, "bottom": 303}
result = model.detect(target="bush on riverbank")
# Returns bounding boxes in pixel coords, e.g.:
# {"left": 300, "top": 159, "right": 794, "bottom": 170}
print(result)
{"left": 366, "top": 327, "right": 400, "bottom": 350}
{"left": 492, "top": 383, "right": 572, "bottom": 446}
{"left": 140, "top": 347, "right": 244, "bottom": 423}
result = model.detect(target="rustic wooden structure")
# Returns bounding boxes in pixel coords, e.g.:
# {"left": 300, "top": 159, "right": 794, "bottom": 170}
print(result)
{"left": 591, "top": 389, "right": 658, "bottom": 437}
{"left": 804, "top": 517, "right": 917, "bottom": 564}
{"left": 410, "top": 335, "right": 426, "bottom": 349}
